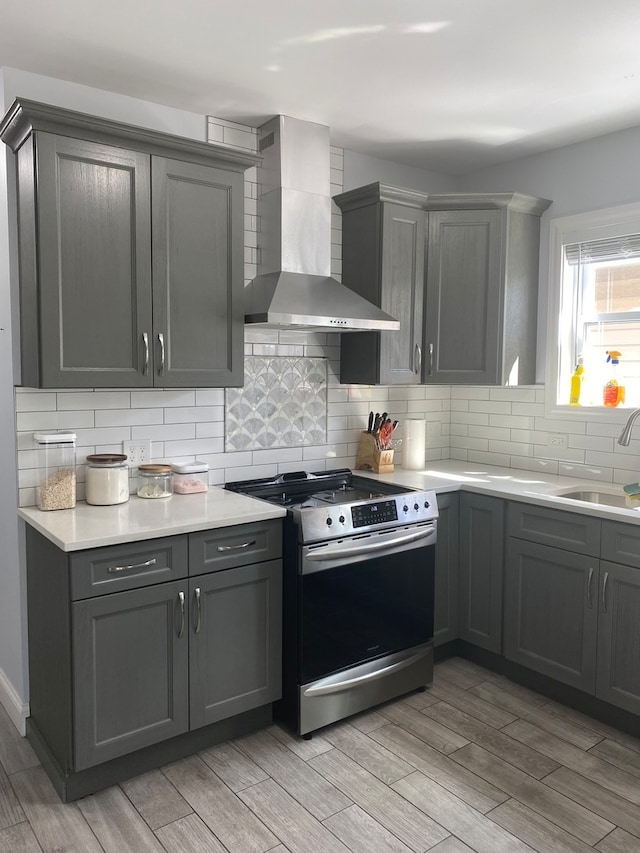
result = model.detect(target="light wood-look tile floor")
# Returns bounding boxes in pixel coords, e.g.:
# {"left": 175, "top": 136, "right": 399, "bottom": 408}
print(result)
{"left": 2, "top": 658, "right": 640, "bottom": 852}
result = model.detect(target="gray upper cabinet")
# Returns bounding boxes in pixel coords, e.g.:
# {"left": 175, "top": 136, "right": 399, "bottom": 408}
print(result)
{"left": 423, "top": 194, "right": 551, "bottom": 385}
{"left": 334, "top": 183, "right": 429, "bottom": 385}
{"left": 0, "top": 98, "right": 258, "bottom": 388}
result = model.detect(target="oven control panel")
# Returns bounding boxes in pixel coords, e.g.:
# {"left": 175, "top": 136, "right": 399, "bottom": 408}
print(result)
{"left": 296, "top": 490, "right": 439, "bottom": 543}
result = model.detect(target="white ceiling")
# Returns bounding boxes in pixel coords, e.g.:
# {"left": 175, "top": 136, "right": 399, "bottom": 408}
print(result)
{"left": 3, "top": 0, "right": 640, "bottom": 175}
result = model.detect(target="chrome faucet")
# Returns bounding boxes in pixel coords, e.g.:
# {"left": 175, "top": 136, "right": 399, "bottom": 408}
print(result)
{"left": 618, "top": 408, "right": 640, "bottom": 446}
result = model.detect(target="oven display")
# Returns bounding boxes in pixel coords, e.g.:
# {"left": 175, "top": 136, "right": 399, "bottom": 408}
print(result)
{"left": 351, "top": 499, "right": 398, "bottom": 528}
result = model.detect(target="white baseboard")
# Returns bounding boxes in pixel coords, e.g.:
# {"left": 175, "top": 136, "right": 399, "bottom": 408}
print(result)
{"left": 0, "top": 667, "right": 29, "bottom": 735}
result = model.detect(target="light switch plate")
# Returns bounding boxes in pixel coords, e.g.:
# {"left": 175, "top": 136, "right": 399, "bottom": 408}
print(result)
{"left": 123, "top": 439, "right": 151, "bottom": 467}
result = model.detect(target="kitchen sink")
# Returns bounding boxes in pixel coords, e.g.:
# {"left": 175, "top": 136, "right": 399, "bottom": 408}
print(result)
{"left": 553, "top": 487, "right": 629, "bottom": 508}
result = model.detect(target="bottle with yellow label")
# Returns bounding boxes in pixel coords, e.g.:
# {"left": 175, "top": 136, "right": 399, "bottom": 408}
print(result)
{"left": 569, "top": 357, "right": 584, "bottom": 405}
{"left": 603, "top": 351, "right": 625, "bottom": 408}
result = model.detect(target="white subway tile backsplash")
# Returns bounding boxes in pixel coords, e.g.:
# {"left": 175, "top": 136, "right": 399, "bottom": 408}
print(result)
{"left": 195, "top": 389, "right": 225, "bottom": 406}
{"left": 510, "top": 456, "right": 559, "bottom": 475}
{"left": 95, "top": 409, "right": 164, "bottom": 428}
{"left": 195, "top": 422, "right": 225, "bottom": 439}
{"left": 57, "top": 391, "right": 131, "bottom": 410}
{"left": 559, "top": 463, "right": 613, "bottom": 483}
{"left": 164, "top": 407, "right": 224, "bottom": 424}
{"left": 130, "top": 390, "right": 196, "bottom": 409}
{"left": 451, "top": 386, "right": 490, "bottom": 400}
{"left": 489, "top": 387, "right": 538, "bottom": 403}
{"left": 488, "top": 414, "right": 534, "bottom": 430}
{"left": 16, "top": 410, "right": 95, "bottom": 432}
{"left": 14, "top": 392, "right": 57, "bottom": 412}
{"left": 471, "top": 400, "right": 511, "bottom": 415}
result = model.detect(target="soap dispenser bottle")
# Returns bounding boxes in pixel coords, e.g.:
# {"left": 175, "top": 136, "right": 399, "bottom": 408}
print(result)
{"left": 569, "top": 357, "right": 584, "bottom": 405}
{"left": 603, "top": 351, "right": 625, "bottom": 407}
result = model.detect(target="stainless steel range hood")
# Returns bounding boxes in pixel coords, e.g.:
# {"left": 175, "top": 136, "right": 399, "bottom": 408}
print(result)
{"left": 244, "top": 115, "right": 400, "bottom": 332}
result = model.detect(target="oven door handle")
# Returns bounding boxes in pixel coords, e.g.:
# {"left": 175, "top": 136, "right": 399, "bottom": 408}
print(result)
{"left": 305, "top": 526, "right": 435, "bottom": 562}
{"left": 303, "top": 647, "right": 429, "bottom": 697}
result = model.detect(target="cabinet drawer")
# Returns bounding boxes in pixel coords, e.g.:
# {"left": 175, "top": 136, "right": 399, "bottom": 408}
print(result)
{"left": 70, "top": 536, "right": 188, "bottom": 600}
{"left": 189, "top": 521, "right": 282, "bottom": 575}
{"left": 507, "top": 502, "right": 600, "bottom": 556}
{"left": 602, "top": 521, "right": 640, "bottom": 569}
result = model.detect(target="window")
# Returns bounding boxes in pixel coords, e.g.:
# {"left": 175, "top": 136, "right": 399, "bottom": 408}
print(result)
{"left": 548, "top": 203, "right": 640, "bottom": 416}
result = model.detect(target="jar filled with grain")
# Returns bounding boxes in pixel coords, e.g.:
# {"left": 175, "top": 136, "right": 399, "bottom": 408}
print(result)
{"left": 34, "top": 432, "right": 77, "bottom": 511}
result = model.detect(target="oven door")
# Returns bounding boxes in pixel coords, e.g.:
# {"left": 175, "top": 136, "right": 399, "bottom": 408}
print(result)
{"left": 298, "top": 522, "right": 436, "bottom": 684}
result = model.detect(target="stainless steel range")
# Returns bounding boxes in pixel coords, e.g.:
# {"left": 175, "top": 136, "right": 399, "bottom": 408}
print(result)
{"left": 225, "top": 468, "right": 438, "bottom": 736}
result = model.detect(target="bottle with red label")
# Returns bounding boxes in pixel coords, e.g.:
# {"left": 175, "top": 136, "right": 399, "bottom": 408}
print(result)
{"left": 603, "top": 351, "right": 625, "bottom": 407}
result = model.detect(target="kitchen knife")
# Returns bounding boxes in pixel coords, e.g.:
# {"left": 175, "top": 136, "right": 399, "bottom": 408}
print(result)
{"left": 367, "top": 411, "right": 374, "bottom": 433}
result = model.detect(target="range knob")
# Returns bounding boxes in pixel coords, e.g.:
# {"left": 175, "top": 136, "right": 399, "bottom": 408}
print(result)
{"left": 339, "top": 515, "right": 345, "bottom": 524}
{"left": 403, "top": 504, "right": 409, "bottom": 513}
{"left": 414, "top": 502, "right": 419, "bottom": 511}
{"left": 424, "top": 500, "right": 430, "bottom": 509}
{"left": 326, "top": 517, "right": 333, "bottom": 526}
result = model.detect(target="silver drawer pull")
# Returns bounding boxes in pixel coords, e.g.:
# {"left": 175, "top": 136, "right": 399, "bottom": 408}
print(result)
{"left": 217, "top": 540, "right": 256, "bottom": 552}
{"left": 194, "top": 587, "right": 201, "bottom": 634}
{"left": 587, "top": 567, "right": 594, "bottom": 609}
{"left": 107, "top": 558, "right": 157, "bottom": 574}
{"left": 142, "top": 332, "right": 149, "bottom": 376}
{"left": 177, "top": 591, "right": 185, "bottom": 638}
{"left": 602, "top": 571, "right": 609, "bottom": 613}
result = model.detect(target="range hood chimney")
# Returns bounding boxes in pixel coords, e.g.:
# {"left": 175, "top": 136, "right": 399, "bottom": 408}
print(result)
{"left": 244, "top": 115, "right": 400, "bottom": 332}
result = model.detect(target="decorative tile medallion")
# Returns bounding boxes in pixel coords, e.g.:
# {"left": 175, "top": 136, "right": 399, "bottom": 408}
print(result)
{"left": 225, "top": 357, "right": 328, "bottom": 450}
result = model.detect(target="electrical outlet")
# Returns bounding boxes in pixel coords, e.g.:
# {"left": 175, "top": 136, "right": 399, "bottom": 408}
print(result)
{"left": 548, "top": 433, "right": 568, "bottom": 448}
{"left": 123, "top": 439, "right": 151, "bottom": 467}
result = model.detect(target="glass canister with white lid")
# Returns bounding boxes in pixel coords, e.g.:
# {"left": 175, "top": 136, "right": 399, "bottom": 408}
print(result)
{"left": 171, "top": 460, "right": 209, "bottom": 494}
{"left": 34, "top": 431, "right": 77, "bottom": 511}
{"left": 85, "top": 454, "right": 130, "bottom": 505}
{"left": 137, "top": 464, "right": 173, "bottom": 499}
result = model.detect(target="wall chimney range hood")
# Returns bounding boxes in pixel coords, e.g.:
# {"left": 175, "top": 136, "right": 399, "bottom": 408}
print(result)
{"left": 244, "top": 115, "right": 400, "bottom": 332}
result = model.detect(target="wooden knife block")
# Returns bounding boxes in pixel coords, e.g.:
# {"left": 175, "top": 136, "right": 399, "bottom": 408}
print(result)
{"left": 355, "top": 431, "right": 394, "bottom": 474}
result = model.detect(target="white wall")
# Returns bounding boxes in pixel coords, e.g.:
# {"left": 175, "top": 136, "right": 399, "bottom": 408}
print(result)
{"left": 343, "top": 149, "right": 458, "bottom": 194}
{"left": 459, "top": 124, "right": 640, "bottom": 381}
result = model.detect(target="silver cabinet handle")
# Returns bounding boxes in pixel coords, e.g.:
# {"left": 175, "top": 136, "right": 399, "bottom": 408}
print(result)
{"left": 142, "top": 332, "right": 149, "bottom": 376}
{"left": 177, "top": 591, "right": 185, "bottom": 638}
{"left": 602, "top": 571, "right": 609, "bottom": 613}
{"left": 194, "top": 587, "right": 201, "bottom": 634}
{"left": 428, "top": 342, "right": 434, "bottom": 376}
{"left": 587, "top": 567, "right": 594, "bottom": 608}
{"left": 107, "top": 558, "right": 157, "bottom": 574}
{"left": 157, "top": 332, "right": 165, "bottom": 375}
{"left": 217, "top": 540, "right": 256, "bottom": 552}
{"left": 414, "top": 344, "right": 422, "bottom": 375}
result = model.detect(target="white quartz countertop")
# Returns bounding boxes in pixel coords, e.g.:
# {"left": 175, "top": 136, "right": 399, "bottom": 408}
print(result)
{"left": 19, "top": 460, "right": 640, "bottom": 552}
{"left": 356, "top": 460, "right": 640, "bottom": 526}
{"left": 18, "top": 487, "right": 286, "bottom": 552}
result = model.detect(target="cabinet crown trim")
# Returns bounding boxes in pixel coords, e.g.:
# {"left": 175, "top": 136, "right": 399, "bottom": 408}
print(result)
{"left": 424, "top": 192, "right": 552, "bottom": 216}
{"left": 0, "top": 98, "right": 260, "bottom": 171}
{"left": 334, "top": 182, "right": 431, "bottom": 212}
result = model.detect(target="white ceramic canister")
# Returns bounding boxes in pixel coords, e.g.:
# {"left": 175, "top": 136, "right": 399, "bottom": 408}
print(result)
{"left": 85, "top": 454, "right": 130, "bottom": 505}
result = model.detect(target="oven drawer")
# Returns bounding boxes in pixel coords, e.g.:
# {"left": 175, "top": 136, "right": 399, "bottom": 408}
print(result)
{"left": 189, "top": 520, "right": 282, "bottom": 575}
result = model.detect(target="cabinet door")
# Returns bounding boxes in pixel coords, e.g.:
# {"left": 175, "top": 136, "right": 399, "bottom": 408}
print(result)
{"left": 434, "top": 492, "right": 459, "bottom": 646}
{"left": 152, "top": 157, "right": 244, "bottom": 387}
{"left": 458, "top": 493, "right": 504, "bottom": 652}
{"left": 73, "top": 580, "right": 189, "bottom": 770}
{"left": 504, "top": 539, "right": 598, "bottom": 692}
{"left": 424, "top": 209, "right": 503, "bottom": 384}
{"left": 596, "top": 560, "right": 640, "bottom": 715}
{"left": 189, "top": 560, "right": 282, "bottom": 729}
{"left": 35, "top": 134, "right": 153, "bottom": 387}
{"left": 377, "top": 203, "right": 426, "bottom": 384}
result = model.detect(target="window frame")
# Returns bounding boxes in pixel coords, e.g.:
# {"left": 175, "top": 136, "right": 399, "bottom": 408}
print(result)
{"left": 545, "top": 201, "right": 640, "bottom": 422}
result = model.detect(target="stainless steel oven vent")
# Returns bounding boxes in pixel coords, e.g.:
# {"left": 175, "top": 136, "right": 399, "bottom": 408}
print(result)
{"left": 243, "top": 115, "right": 399, "bottom": 332}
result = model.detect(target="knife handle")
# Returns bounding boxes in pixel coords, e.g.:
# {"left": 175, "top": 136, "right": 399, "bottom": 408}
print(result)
{"left": 367, "top": 411, "right": 374, "bottom": 433}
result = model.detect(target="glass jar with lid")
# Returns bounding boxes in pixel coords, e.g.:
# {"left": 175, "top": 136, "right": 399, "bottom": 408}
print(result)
{"left": 85, "top": 454, "right": 130, "bottom": 505}
{"left": 137, "top": 464, "right": 173, "bottom": 499}
{"left": 34, "top": 431, "right": 77, "bottom": 511}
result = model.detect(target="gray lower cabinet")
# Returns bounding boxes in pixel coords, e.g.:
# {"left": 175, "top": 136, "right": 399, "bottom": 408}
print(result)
{"left": 0, "top": 98, "right": 257, "bottom": 388}
{"left": 189, "top": 562, "right": 282, "bottom": 729}
{"left": 504, "top": 538, "right": 599, "bottom": 692}
{"left": 73, "top": 580, "right": 189, "bottom": 770}
{"left": 433, "top": 491, "right": 459, "bottom": 646}
{"left": 596, "top": 522, "right": 640, "bottom": 716}
{"left": 458, "top": 493, "right": 504, "bottom": 653}
{"left": 505, "top": 504, "right": 640, "bottom": 716}
{"left": 423, "top": 193, "right": 551, "bottom": 385}
{"left": 25, "top": 520, "right": 282, "bottom": 781}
